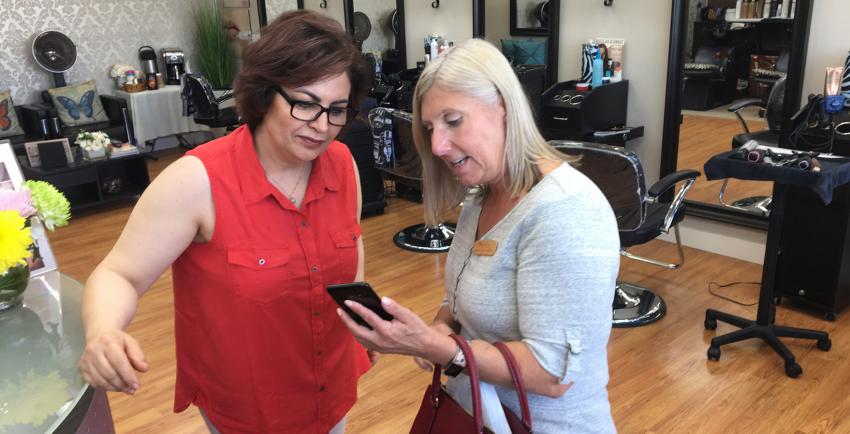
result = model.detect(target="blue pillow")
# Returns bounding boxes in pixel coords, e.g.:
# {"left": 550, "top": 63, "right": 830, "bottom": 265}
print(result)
{"left": 512, "top": 39, "right": 547, "bottom": 65}
{"left": 500, "top": 39, "right": 517, "bottom": 62}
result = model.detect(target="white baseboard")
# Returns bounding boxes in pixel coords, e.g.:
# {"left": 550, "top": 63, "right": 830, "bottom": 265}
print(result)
{"left": 657, "top": 216, "right": 767, "bottom": 265}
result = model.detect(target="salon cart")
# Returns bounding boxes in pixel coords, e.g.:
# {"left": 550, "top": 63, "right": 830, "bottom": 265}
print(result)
{"left": 701, "top": 150, "right": 850, "bottom": 377}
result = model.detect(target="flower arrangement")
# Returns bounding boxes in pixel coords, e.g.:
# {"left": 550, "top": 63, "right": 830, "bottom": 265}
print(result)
{"left": 77, "top": 131, "right": 111, "bottom": 160}
{"left": 0, "top": 181, "right": 70, "bottom": 310}
{"left": 109, "top": 64, "right": 135, "bottom": 79}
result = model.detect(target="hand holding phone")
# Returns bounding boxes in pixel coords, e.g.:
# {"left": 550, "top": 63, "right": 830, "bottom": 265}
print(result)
{"left": 326, "top": 282, "right": 394, "bottom": 329}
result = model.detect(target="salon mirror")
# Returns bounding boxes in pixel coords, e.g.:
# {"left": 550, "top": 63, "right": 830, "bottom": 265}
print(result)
{"left": 484, "top": 0, "right": 559, "bottom": 87}
{"left": 662, "top": 0, "right": 813, "bottom": 227}
{"left": 348, "top": 0, "right": 397, "bottom": 55}
{"left": 510, "top": 0, "right": 550, "bottom": 36}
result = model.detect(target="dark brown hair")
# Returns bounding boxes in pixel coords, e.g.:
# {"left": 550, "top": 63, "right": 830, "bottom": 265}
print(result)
{"left": 234, "top": 10, "right": 371, "bottom": 130}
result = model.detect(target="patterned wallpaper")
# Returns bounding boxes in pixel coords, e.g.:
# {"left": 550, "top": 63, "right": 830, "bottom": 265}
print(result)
{"left": 0, "top": 0, "right": 201, "bottom": 105}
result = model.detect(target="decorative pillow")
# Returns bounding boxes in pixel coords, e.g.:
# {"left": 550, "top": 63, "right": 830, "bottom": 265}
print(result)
{"left": 0, "top": 89, "right": 24, "bottom": 138}
{"left": 47, "top": 80, "right": 109, "bottom": 127}
{"left": 502, "top": 39, "right": 547, "bottom": 65}
{"left": 501, "top": 39, "right": 518, "bottom": 63}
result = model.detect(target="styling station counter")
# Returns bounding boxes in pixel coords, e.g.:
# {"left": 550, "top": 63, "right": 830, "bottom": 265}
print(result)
{"left": 0, "top": 272, "right": 115, "bottom": 433}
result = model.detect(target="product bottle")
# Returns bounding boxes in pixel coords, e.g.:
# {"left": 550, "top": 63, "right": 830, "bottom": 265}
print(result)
{"left": 591, "top": 51, "right": 603, "bottom": 88}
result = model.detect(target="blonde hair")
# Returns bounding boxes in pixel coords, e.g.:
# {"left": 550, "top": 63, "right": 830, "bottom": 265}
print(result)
{"left": 412, "top": 38, "right": 568, "bottom": 225}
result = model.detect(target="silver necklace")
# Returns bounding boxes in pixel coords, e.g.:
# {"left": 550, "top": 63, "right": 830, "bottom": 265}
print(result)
{"left": 451, "top": 249, "right": 474, "bottom": 316}
{"left": 268, "top": 163, "right": 310, "bottom": 205}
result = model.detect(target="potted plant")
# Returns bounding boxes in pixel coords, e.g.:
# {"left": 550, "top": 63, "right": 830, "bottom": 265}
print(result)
{"left": 76, "top": 131, "right": 110, "bottom": 160}
{"left": 193, "top": 1, "right": 236, "bottom": 89}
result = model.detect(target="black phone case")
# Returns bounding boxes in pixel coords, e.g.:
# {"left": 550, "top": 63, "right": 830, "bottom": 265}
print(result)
{"left": 326, "top": 282, "right": 394, "bottom": 329}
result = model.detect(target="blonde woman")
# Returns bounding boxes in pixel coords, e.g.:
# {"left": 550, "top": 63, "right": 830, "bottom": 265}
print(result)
{"left": 340, "top": 39, "right": 620, "bottom": 433}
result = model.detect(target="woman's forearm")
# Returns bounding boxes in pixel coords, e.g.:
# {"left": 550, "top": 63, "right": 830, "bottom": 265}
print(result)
{"left": 468, "top": 340, "right": 571, "bottom": 398}
{"left": 81, "top": 265, "right": 142, "bottom": 341}
{"left": 431, "top": 304, "right": 460, "bottom": 334}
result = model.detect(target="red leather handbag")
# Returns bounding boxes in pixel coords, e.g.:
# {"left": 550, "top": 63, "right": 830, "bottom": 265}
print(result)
{"left": 409, "top": 334, "right": 532, "bottom": 434}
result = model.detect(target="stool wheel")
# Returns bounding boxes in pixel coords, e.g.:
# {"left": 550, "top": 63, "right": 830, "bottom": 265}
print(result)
{"left": 707, "top": 345, "right": 721, "bottom": 361}
{"left": 785, "top": 361, "right": 802, "bottom": 378}
{"left": 817, "top": 338, "right": 832, "bottom": 352}
{"left": 704, "top": 317, "right": 717, "bottom": 330}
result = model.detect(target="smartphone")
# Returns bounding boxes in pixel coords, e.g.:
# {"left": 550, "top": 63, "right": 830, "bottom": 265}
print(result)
{"left": 326, "top": 282, "right": 394, "bottom": 329}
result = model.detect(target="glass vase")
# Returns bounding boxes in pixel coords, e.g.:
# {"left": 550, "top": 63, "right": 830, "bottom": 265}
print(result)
{"left": 0, "top": 264, "right": 30, "bottom": 311}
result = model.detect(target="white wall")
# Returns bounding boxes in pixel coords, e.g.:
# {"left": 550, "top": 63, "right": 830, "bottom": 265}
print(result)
{"left": 483, "top": 0, "right": 511, "bottom": 47}
{"left": 800, "top": 0, "right": 850, "bottom": 105}
{"left": 559, "top": 1, "right": 674, "bottom": 184}
{"left": 658, "top": 217, "right": 767, "bottom": 264}
{"left": 303, "top": 0, "right": 346, "bottom": 26}
{"left": 403, "top": 0, "right": 474, "bottom": 68}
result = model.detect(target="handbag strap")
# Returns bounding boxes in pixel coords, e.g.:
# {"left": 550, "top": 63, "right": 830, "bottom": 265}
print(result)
{"left": 492, "top": 342, "right": 532, "bottom": 429}
{"left": 431, "top": 334, "right": 485, "bottom": 433}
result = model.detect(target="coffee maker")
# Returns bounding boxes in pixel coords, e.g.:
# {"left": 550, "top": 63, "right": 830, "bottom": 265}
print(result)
{"left": 161, "top": 48, "right": 186, "bottom": 85}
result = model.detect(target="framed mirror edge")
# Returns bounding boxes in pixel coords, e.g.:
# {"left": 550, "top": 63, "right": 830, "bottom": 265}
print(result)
{"left": 257, "top": 0, "right": 306, "bottom": 27}
{"left": 509, "top": 0, "right": 549, "bottom": 36}
{"left": 659, "top": 0, "right": 814, "bottom": 229}
{"left": 257, "top": 0, "right": 407, "bottom": 71}
{"left": 684, "top": 200, "right": 769, "bottom": 230}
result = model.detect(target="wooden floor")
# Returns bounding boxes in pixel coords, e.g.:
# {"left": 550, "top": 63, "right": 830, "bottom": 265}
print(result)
{"left": 677, "top": 114, "right": 773, "bottom": 206}
{"left": 49, "top": 147, "right": 850, "bottom": 433}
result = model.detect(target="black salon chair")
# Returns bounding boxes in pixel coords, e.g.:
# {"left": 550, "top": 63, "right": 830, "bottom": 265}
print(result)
{"left": 719, "top": 76, "right": 787, "bottom": 216}
{"left": 751, "top": 49, "right": 790, "bottom": 99}
{"left": 369, "top": 107, "right": 455, "bottom": 252}
{"left": 682, "top": 45, "right": 737, "bottom": 111}
{"left": 179, "top": 74, "right": 240, "bottom": 149}
{"left": 553, "top": 141, "right": 701, "bottom": 327}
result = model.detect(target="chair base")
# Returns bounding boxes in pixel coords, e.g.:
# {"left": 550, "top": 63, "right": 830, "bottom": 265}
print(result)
{"left": 705, "top": 308, "right": 831, "bottom": 378}
{"left": 612, "top": 283, "right": 666, "bottom": 328}
{"left": 731, "top": 196, "right": 772, "bottom": 216}
{"left": 393, "top": 223, "right": 456, "bottom": 253}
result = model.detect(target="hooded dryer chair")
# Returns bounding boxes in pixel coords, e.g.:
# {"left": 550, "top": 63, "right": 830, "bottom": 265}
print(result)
{"left": 553, "top": 141, "right": 701, "bottom": 327}
{"left": 369, "top": 107, "right": 455, "bottom": 252}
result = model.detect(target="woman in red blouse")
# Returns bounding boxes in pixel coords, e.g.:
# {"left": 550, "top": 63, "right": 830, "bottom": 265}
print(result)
{"left": 78, "top": 11, "right": 373, "bottom": 433}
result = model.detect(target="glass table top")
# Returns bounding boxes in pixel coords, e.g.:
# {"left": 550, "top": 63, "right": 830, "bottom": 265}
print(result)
{"left": 0, "top": 272, "right": 88, "bottom": 433}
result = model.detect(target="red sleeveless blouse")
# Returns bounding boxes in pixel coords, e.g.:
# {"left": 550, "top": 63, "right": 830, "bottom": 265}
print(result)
{"left": 171, "top": 126, "right": 370, "bottom": 433}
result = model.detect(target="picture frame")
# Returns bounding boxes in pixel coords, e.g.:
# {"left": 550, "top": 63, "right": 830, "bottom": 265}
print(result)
{"left": 27, "top": 217, "right": 58, "bottom": 277}
{"left": 0, "top": 138, "right": 24, "bottom": 190}
{"left": 0, "top": 139, "right": 58, "bottom": 277}
{"left": 24, "top": 137, "right": 74, "bottom": 168}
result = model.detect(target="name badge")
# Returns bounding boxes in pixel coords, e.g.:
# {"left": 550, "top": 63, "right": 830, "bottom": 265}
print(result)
{"left": 472, "top": 240, "right": 498, "bottom": 256}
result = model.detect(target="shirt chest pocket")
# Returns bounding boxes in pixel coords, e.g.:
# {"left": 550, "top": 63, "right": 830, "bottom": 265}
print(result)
{"left": 324, "top": 224, "right": 361, "bottom": 283}
{"left": 227, "top": 247, "right": 296, "bottom": 303}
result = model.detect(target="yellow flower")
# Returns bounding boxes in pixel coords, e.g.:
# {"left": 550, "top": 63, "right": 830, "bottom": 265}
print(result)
{"left": 0, "top": 210, "right": 32, "bottom": 272}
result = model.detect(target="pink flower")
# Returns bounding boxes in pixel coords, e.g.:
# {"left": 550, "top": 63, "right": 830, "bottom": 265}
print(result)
{"left": 0, "top": 189, "right": 36, "bottom": 218}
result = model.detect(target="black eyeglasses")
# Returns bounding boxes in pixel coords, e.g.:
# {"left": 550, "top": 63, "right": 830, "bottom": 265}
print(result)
{"left": 276, "top": 87, "right": 357, "bottom": 126}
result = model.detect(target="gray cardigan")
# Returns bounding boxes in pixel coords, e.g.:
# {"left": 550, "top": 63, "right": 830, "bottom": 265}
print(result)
{"left": 445, "top": 163, "right": 619, "bottom": 434}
